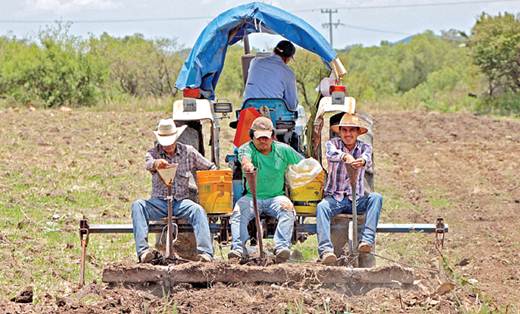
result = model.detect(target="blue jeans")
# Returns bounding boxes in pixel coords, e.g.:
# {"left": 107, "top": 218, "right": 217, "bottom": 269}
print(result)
{"left": 316, "top": 193, "right": 382, "bottom": 256}
{"left": 230, "top": 195, "right": 295, "bottom": 253}
{"left": 131, "top": 197, "right": 213, "bottom": 257}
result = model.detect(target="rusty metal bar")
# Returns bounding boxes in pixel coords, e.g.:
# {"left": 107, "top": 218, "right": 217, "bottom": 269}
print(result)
{"left": 79, "top": 219, "right": 90, "bottom": 287}
{"left": 245, "top": 170, "right": 264, "bottom": 258}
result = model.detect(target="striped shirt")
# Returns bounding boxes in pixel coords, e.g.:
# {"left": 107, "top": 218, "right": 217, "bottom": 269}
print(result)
{"left": 145, "top": 142, "right": 216, "bottom": 200}
{"left": 324, "top": 138, "right": 373, "bottom": 201}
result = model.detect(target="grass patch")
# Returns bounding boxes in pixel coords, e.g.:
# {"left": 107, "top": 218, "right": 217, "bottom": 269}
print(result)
{"left": 293, "top": 234, "right": 318, "bottom": 262}
{"left": 424, "top": 188, "right": 452, "bottom": 209}
{"left": 439, "top": 253, "right": 517, "bottom": 313}
{"left": 377, "top": 183, "right": 418, "bottom": 217}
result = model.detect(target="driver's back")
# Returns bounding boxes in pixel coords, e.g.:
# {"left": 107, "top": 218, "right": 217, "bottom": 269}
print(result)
{"left": 243, "top": 54, "right": 298, "bottom": 110}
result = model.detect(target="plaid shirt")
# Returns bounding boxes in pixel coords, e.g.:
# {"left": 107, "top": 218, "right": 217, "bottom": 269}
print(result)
{"left": 145, "top": 142, "right": 216, "bottom": 200}
{"left": 324, "top": 138, "right": 372, "bottom": 201}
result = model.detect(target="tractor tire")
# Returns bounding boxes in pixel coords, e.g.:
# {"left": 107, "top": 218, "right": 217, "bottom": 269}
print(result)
{"left": 173, "top": 232, "right": 198, "bottom": 261}
{"left": 330, "top": 214, "right": 376, "bottom": 268}
{"left": 330, "top": 215, "right": 349, "bottom": 257}
{"left": 154, "top": 222, "right": 199, "bottom": 261}
{"left": 358, "top": 251, "right": 376, "bottom": 268}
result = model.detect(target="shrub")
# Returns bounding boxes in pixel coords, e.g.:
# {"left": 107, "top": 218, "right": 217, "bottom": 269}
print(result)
{"left": 475, "top": 92, "right": 520, "bottom": 116}
{"left": 0, "top": 25, "right": 107, "bottom": 108}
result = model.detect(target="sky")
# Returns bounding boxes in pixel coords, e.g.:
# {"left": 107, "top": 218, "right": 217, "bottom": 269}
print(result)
{"left": 0, "top": 0, "right": 519, "bottom": 50}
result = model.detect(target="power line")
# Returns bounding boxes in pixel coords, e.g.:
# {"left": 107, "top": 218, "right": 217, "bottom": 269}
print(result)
{"left": 0, "top": 0, "right": 515, "bottom": 39}
{"left": 343, "top": 24, "right": 410, "bottom": 35}
{"left": 0, "top": 15, "right": 407, "bottom": 36}
{"left": 1, "top": 0, "right": 517, "bottom": 24}
{"left": 0, "top": 16, "right": 212, "bottom": 24}
{"left": 0, "top": 0, "right": 516, "bottom": 24}
{"left": 295, "top": 0, "right": 520, "bottom": 12}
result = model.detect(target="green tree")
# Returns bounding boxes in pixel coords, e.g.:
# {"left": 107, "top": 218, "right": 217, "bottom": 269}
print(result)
{"left": 88, "top": 33, "right": 182, "bottom": 97}
{"left": 216, "top": 45, "right": 244, "bottom": 99}
{"left": 36, "top": 27, "right": 106, "bottom": 107}
{"left": 0, "top": 24, "right": 107, "bottom": 107}
{"left": 290, "top": 50, "right": 328, "bottom": 109}
{"left": 469, "top": 13, "right": 520, "bottom": 95}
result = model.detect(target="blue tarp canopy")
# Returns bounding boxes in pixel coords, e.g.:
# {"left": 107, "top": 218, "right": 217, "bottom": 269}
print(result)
{"left": 175, "top": 2, "right": 336, "bottom": 100}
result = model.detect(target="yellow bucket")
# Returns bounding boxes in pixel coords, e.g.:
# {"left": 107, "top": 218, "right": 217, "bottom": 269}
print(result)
{"left": 196, "top": 169, "right": 233, "bottom": 214}
{"left": 289, "top": 171, "right": 325, "bottom": 215}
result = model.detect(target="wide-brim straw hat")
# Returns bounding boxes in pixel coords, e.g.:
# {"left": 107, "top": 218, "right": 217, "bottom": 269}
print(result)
{"left": 330, "top": 113, "right": 369, "bottom": 135}
{"left": 153, "top": 118, "right": 187, "bottom": 146}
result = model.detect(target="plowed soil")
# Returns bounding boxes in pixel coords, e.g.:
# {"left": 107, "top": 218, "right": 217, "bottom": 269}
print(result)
{"left": 1, "top": 108, "right": 519, "bottom": 313}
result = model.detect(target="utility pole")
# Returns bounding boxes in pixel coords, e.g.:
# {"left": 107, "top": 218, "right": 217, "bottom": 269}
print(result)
{"left": 321, "top": 8, "right": 344, "bottom": 48}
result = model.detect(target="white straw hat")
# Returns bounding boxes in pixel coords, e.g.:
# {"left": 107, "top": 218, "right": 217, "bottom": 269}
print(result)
{"left": 153, "top": 118, "right": 187, "bottom": 146}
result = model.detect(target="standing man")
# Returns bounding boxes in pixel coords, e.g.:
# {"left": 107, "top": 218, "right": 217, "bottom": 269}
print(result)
{"left": 243, "top": 40, "right": 298, "bottom": 110}
{"left": 316, "top": 113, "right": 383, "bottom": 265}
{"left": 131, "top": 118, "right": 215, "bottom": 263}
{"left": 229, "top": 117, "right": 302, "bottom": 262}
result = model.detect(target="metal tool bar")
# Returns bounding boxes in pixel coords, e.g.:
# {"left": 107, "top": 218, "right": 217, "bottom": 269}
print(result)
{"left": 87, "top": 223, "right": 224, "bottom": 234}
{"left": 295, "top": 223, "right": 449, "bottom": 234}
{"left": 377, "top": 223, "right": 449, "bottom": 233}
{"left": 87, "top": 222, "right": 448, "bottom": 234}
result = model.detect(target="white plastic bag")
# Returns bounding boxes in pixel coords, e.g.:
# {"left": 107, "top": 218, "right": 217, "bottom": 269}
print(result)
{"left": 286, "top": 158, "right": 323, "bottom": 189}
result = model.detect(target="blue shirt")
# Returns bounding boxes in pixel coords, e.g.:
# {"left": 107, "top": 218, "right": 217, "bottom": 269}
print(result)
{"left": 243, "top": 54, "right": 298, "bottom": 110}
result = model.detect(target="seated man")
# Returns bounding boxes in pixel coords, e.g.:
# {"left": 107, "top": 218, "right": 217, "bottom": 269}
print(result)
{"left": 243, "top": 40, "right": 298, "bottom": 110}
{"left": 229, "top": 116, "right": 302, "bottom": 262}
{"left": 316, "top": 113, "right": 383, "bottom": 265}
{"left": 131, "top": 118, "right": 216, "bottom": 263}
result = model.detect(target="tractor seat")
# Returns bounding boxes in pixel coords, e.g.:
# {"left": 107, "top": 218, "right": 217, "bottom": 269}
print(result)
{"left": 230, "top": 98, "right": 297, "bottom": 129}
{"left": 159, "top": 217, "right": 189, "bottom": 224}
{"left": 332, "top": 213, "right": 366, "bottom": 224}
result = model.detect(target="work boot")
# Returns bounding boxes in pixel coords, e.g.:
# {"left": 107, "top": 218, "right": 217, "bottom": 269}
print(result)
{"left": 358, "top": 242, "right": 372, "bottom": 253}
{"left": 198, "top": 253, "right": 213, "bottom": 262}
{"left": 139, "top": 249, "right": 156, "bottom": 264}
{"left": 320, "top": 252, "right": 337, "bottom": 266}
{"left": 275, "top": 248, "right": 291, "bottom": 263}
{"left": 227, "top": 249, "right": 242, "bottom": 260}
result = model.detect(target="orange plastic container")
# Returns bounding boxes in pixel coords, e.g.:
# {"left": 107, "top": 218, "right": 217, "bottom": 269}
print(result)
{"left": 196, "top": 169, "right": 233, "bottom": 214}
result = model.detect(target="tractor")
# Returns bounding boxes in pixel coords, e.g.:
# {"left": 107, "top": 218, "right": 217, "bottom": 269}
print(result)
{"left": 79, "top": 2, "right": 447, "bottom": 286}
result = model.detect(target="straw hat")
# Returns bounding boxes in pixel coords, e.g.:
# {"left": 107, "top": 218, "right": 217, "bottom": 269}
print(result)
{"left": 330, "top": 113, "right": 368, "bottom": 135}
{"left": 153, "top": 118, "right": 187, "bottom": 146}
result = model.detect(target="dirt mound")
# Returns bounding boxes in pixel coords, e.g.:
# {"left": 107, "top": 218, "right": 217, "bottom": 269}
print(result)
{"left": 1, "top": 276, "right": 460, "bottom": 313}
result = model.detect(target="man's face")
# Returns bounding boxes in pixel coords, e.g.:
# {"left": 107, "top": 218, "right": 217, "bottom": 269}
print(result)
{"left": 339, "top": 126, "right": 360, "bottom": 147}
{"left": 253, "top": 136, "right": 273, "bottom": 153}
{"left": 161, "top": 143, "right": 176, "bottom": 154}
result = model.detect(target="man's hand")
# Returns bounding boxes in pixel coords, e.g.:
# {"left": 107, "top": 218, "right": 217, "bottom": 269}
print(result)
{"left": 241, "top": 157, "right": 255, "bottom": 173}
{"left": 154, "top": 159, "right": 171, "bottom": 170}
{"left": 342, "top": 153, "right": 356, "bottom": 164}
{"left": 350, "top": 158, "right": 366, "bottom": 169}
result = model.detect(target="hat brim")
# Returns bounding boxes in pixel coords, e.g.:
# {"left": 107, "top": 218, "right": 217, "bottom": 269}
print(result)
{"left": 154, "top": 124, "right": 187, "bottom": 146}
{"left": 254, "top": 130, "right": 272, "bottom": 139}
{"left": 331, "top": 124, "right": 368, "bottom": 135}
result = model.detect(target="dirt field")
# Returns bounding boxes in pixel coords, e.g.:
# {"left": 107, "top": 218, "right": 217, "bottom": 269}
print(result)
{"left": 0, "top": 108, "right": 519, "bottom": 313}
